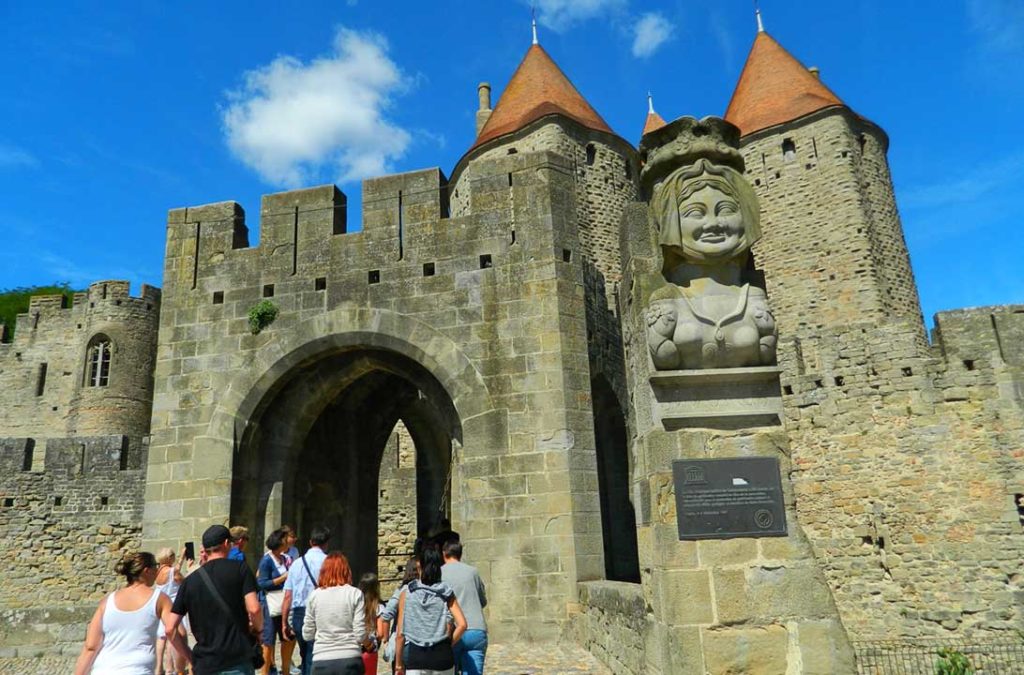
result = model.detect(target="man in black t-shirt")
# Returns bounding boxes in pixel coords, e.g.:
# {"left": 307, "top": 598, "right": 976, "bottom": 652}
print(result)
{"left": 167, "top": 524, "right": 262, "bottom": 675}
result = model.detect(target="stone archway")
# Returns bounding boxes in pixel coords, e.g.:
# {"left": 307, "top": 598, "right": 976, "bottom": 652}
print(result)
{"left": 230, "top": 346, "right": 459, "bottom": 579}
{"left": 147, "top": 307, "right": 500, "bottom": 559}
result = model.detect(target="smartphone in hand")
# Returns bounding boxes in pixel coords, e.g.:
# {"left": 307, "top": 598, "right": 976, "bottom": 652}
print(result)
{"left": 184, "top": 541, "right": 195, "bottom": 561}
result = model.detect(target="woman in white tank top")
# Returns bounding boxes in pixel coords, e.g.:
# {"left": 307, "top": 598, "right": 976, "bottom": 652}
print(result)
{"left": 73, "top": 551, "right": 184, "bottom": 675}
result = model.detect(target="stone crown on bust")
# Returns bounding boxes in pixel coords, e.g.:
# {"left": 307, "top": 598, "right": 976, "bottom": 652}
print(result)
{"left": 639, "top": 116, "right": 745, "bottom": 199}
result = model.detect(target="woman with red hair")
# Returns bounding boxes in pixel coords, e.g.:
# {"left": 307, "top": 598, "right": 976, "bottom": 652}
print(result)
{"left": 302, "top": 552, "right": 366, "bottom": 675}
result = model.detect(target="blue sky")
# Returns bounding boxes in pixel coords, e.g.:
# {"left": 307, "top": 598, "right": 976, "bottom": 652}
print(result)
{"left": 1, "top": 1, "right": 1021, "bottom": 327}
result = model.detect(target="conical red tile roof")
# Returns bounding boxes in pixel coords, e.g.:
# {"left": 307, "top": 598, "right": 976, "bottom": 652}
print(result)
{"left": 725, "top": 31, "right": 845, "bottom": 137}
{"left": 642, "top": 110, "right": 667, "bottom": 137}
{"left": 471, "top": 44, "right": 614, "bottom": 150}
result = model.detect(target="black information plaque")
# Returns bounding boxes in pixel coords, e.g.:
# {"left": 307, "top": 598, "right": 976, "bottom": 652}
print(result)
{"left": 672, "top": 457, "right": 787, "bottom": 540}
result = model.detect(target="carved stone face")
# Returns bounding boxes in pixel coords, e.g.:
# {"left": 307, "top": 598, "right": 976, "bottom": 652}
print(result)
{"left": 676, "top": 185, "right": 746, "bottom": 260}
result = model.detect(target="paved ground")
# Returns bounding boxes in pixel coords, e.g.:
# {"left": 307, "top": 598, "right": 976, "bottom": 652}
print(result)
{"left": 374, "top": 641, "right": 611, "bottom": 674}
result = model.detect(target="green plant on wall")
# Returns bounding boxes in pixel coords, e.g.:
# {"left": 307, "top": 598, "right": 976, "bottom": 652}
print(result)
{"left": 247, "top": 300, "right": 279, "bottom": 335}
{"left": 934, "top": 648, "right": 973, "bottom": 675}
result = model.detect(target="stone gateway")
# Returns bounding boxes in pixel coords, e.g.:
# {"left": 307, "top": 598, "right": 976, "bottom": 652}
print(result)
{"left": 2, "top": 19, "right": 1023, "bottom": 675}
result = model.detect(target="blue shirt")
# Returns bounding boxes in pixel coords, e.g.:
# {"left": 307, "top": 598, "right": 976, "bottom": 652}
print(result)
{"left": 228, "top": 547, "right": 245, "bottom": 562}
{"left": 283, "top": 546, "right": 326, "bottom": 608}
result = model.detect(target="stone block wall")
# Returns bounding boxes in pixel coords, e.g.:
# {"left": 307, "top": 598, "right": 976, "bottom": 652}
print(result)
{"left": 574, "top": 581, "right": 649, "bottom": 674}
{"left": 0, "top": 435, "right": 147, "bottom": 665}
{"left": 378, "top": 421, "right": 417, "bottom": 593}
{"left": 740, "top": 109, "right": 924, "bottom": 340}
{"left": 0, "top": 282, "right": 159, "bottom": 670}
{"left": 779, "top": 307, "right": 1024, "bottom": 640}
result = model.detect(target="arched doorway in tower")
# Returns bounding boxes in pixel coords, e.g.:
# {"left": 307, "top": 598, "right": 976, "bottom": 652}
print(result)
{"left": 229, "top": 346, "right": 458, "bottom": 581}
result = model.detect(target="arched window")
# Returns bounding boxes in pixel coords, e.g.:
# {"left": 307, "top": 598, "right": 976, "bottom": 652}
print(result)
{"left": 86, "top": 337, "right": 112, "bottom": 387}
{"left": 782, "top": 138, "right": 796, "bottom": 162}
{"left": 585, "top": 143, "right": 596, "bottom": 165}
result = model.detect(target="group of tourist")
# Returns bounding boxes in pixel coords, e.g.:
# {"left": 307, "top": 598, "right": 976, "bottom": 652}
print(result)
{"left": 73, "top": 521, "right": 488, "bottom": 675}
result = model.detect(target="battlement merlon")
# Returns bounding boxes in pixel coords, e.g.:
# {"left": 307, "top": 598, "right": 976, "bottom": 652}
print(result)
{"left": 933, "top": 305, "right": 1024, "bottom": 368}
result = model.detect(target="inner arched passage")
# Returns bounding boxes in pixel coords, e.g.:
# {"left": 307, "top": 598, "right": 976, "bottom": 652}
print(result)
{"left": 230, "top": 347, "right": 458, "bottom": 581}
{"left": 592, "top": 374, "right": 640, "bottom": 583}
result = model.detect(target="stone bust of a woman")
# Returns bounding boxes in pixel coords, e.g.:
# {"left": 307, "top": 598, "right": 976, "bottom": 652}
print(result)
{"left": 640, "top": 118, "right": 777, "bottom": 370}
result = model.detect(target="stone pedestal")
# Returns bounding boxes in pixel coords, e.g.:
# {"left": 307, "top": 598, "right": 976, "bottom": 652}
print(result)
{"left": 649, "top": 366, "right": 783, "bottom": 430}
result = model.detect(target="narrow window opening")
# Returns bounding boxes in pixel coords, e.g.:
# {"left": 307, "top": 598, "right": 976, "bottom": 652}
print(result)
{"left": 3, "top": 498, "right": 12, "bottom": 508}
{"left": 291, "top": 205, "right": 299, "bottom": 275}
{"left": 115, "top": 299, "right": 121, "bottom": 306}
{"left": 754, "top": 178, "right": 761, "bottom": 186}
{"left": 507, "top": 147, "right": 517, "bottom": 155}
{"left": 507, "top": 172, "right": 513, "bottom": 187}
{"left": 191, "top": 223, "right": 201, "bottom": 290}
{"left": 315, "top": 277, "right": 327, "bottom": 291}
{"left": 814, "top": 379, "right": 823, "bottom": 388}
{"left": 842, "top": 150, "right": 849, "bottom": 158}
{"left": 102, "top": 284, "right": 108, "bottom": 300}
{"left": 783, "top": 385, "right": 794, "bottom": 395}
{"left": 87, "top": 339, "right": 112, "bottom": 388}
{"left": 624, "top": 158, "right": 632, "bottom": 179}
{"left": 423, "top": 262, "right": 436, "bottom": 277}
{"left": 858, "top": 133, "right": 867, "bottom": 151}
{"left": 510, "top": 229, "right": 516, "bottom": 245}
{"left": 100, "top": 496, "right": 109, "bottom": 506}
{"left": 397, "top": 190, "right": 404, "bottom": 261}
{"left": 54, "top": 496, "right": 63, "bottom": 506}
{"left": 861, "top": 536, "right": 873, "bottom": 546}
{"left": 32, "top": 312, "right": 40, "bottom": 329}
{"left": 368, "top": 270, "right": 380, "bottom": 284}
{"left": 834, "top": 376, "right": 845, "bottom": 387}
{"left": 36, "top": 363, "right": 47, "bottom": 397}
{"left": 901, "top": 367, "right": 913, "bottom": 377}
{"left": 963, "top": 359, "right": 975, "bottom": 371}
{"left": 22, "top": 439, "right": 35, "bottom": 472}
{"left": 811, "top": 137, "right": 819, "bottom": 158}
{"left": 774, "top": 171, "right": 781, "bottom": 179}
{"left": 829, "top": 274, "right": 836, "bottom": 281}
{"left": 262, "top": 284, "right": 275, "bottom": 298}
{"left": 212, "top": 291, "right": 224, "bottom": 305}
{"left": 119, "top": 437, "right": 130, "bottom": 471}
{"left": 782, "top": 138, "right": 796, "bottom": 161}
{"left": 479, "top": 254, "right": 493, "bottom": 269}
{"left": 585, "top": 143, "right": 596, "bottom": 165}
{"left": 805, "top": 163, "right": 813, "bottom": 170}
{"left": 562, "top": 249, "right": 572, "bottom": 263}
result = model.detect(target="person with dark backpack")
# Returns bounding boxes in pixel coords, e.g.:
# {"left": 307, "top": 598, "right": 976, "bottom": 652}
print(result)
{"left": 166, "top": 524, "right": 263, "bottom": 675}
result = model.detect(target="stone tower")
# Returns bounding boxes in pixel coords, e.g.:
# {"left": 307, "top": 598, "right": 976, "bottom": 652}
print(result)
{"left": 451, "top": 39, "right": 642, "bottom": 581}
{"left": 725, "top": 24, "right": 924, "bottom": 340}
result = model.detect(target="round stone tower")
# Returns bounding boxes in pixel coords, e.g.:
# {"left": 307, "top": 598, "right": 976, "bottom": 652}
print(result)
{"left": 450, "top": 41, "right": 638, "bottom": 283}
{"left": 724, "top": 23, "right": 924, "bottom": 339}
{"left": 66, "top": 280, "right": 161, "bottom": 437}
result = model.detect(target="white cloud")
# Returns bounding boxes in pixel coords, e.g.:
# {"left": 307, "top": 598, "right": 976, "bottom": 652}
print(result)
{"left": 531, "top": 0, "right": 627, "bottom": 32}
{"left": 222, "top": 27, "right": 412, "bottom": 187}
{"left": 0, "top": 144, "right": 39, "bottom": 169}
{"left": 631, "top": 12, "right": 674, "bottom": 58}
